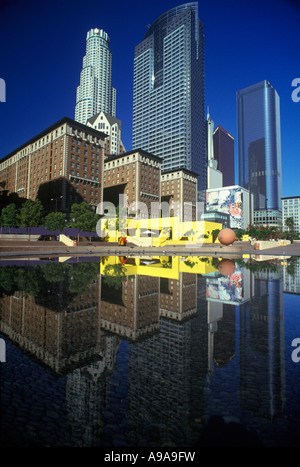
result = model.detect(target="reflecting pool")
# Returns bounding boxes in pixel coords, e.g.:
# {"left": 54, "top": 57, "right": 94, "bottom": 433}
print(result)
{"left": 1, "top": 255, "right": 300, "bottom": 447}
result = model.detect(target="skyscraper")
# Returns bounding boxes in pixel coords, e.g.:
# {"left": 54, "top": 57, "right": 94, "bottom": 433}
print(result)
{"left": 132, "top": 2, "right": 206, "bottom": 193}
{"left": 75, "top": 28, "right": 116, "bottom": 125}
{"left": 213, "top": 125, "right": 235, "bottom": 187}
{"left": 237, "top": 80, "right": 282, "bottom": 226}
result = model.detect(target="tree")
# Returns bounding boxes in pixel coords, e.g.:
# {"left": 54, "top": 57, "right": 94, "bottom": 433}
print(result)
{"left": 0, "top": 203, "right": 19, "bottom": 230}
{"left": 102, "top": 263, "right": 126, "bottom": 290}
{"left": 285, "top": 217, "right": 294, "bottom": 232}
{"left": 69, "top": 202, "right": 99, "bottom": 242}
{"left": 211, "top": 228, "right": 221, "bottom": 243}
{"left": 44, "top": 211, "right": 66, "bottom": 231}
{"left": 19, "top": 199, "right": 44, "bottom": 228}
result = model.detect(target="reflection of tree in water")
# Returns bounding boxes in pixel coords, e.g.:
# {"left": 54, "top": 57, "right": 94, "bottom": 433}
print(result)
{"left": 235, "top": 258, "right": 278, "bottom": 273}
{"left": 101, "top": 264, "right": 128, "bottom": 307}
{"left": 0, "top": 262, "right": 100, "bottom": 310}
{"left": 102, "top": 264, "right": 126, "bottom": 290}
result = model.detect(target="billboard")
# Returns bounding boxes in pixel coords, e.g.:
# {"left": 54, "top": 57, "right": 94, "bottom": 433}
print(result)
{"left": 206, "top": 268, "right": 244, "bottom": 305}
{"left": 206, "top": 187, "right": 244, "bottom": 228}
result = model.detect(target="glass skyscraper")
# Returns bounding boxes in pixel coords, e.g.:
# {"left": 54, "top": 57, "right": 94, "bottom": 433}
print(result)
{"left": 75, "top": 28, "right": 116, "bottom": 125}
{"left": 132, "top": 2, "right": 206, "bottom": 192}
{"left": 237, "top": 80, "right": 282, "bottom": 225}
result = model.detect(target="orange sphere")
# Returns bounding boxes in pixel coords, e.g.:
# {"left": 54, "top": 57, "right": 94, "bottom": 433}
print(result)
{"left": 218, "top": 228, "right": 236, "bottom": 245}
{"left": 218, "top": 259, "right": 236, "bottom": 276}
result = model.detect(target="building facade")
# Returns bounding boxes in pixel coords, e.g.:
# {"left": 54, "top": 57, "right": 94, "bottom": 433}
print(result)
{"left": 87, "top": 111, "right": 126, "bottom": 156}
{"left": 0, "top": 117, "right": 107, "bottom": 212}
{"left": 282, "top": 196, "right": 300, "bottom": 233}
{"left": 75, "top": 28, "right": 116, "bottom": 125}
{"left": 206, "top": 111, "right": 223, "bottom": 190}
{"left": 103, "top": 149, "right": 162, "bottom": 218}
{"left": 213, "top": 125, "right": 235, "bottom": 187}
{"left": 161, "top": 168, "right": 198, "bottom": 221}
{"left": 237, "top": 80, "right": 282, "bottom": 226}
{"left": 132, "top": 3, "right": 206, "bottom": 193}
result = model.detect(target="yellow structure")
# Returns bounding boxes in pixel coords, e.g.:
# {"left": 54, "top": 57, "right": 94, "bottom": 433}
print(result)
{"left": 101, "top": 216, "right": 222, "bottom": 247}
{"left": 100, "top": 254, "right": 220, "bottom": 280}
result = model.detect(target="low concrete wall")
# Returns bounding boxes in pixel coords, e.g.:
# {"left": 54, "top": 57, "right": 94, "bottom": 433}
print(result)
{"left": 254, "top": 239, "right": 291, "bottom": 250}
{"left": 0, "top": 234, "right": 40, "bottom": 241}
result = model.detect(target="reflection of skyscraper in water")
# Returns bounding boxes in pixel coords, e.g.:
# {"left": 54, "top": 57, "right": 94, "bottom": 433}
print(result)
{"left": 126, "top": 273, "right": 206, "bottom": 446}
{"left": 239, "top": 271, "right": 285, "bottom": 420}
{"left": 65, "top": 334, "right": 121, "bottom": 447}
{"left": 207, "top": 302, "right": 236, "bottom": 379}
{"left": 127, "top": 316, "right": 207, "bottom": 446}
{"left": 283, "top": 258, "right": 300, "bottom": 294}
{"left": 205, "top": 265, "right": 252, "bottom": 379}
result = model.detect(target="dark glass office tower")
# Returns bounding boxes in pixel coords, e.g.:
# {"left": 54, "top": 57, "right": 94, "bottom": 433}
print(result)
{"left": 132, "top": 2, "right": 206, "bottom": 193}
{"left": 237, "top": 81, "right": 282, "bottom": 225}
{"left": 213, "top": 125, "right": 235, "bottom": 187}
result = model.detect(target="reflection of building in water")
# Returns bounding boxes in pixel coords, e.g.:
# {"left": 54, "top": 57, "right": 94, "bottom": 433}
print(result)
{"left": 283, "top": 258, "right": 300, "bottom": 294}
{"left": 205, "top": 266, "right": 252, "bottom": 378}
{"left": 207, "top": 301, "right": 236, "bottom": 378}
{"left": 0, "top": 266, "right": 106, "bottom": 375}
{"left": 127, "top": 307, "right": 208, "bottom": 446}
{"left": 100, "top": 273, "right": 160, "bottom": 340}
{"left": 65, "top": 334, "right": 121, "bottom": 447}
{"left": 239, "top": 273, "right": 285, "bottom": 420}
{"left": 160, "top": 272, "right": 197, "bottom": 321}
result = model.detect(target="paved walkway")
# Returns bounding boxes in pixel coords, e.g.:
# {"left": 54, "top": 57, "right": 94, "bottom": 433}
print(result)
{"left": 0, "top": 239, "right": 300, "bottom": 258}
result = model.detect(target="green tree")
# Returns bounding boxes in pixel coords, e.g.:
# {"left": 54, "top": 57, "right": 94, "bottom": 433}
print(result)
{"left": 285, "top": 217, "right": 294, "bottom": 232}
{"left": 235, "top": 228, "right": 246, "bottom": 240}
{"left": 19, "top": 199, "right": 44, "bottom": 228}
{"left": 211, "top": 228, "right": 221, "bottom": 243}
{"left": 102, "top": 263, "right": 126, "bottom": 290}
{"left": 44, "top": 211, "right": 66, "bottom": 231}
{"left": 67, "top": 262, "right": 99, "bottom": 293}
{"left": 69, "top": 202, "right": 99, "bottom": 242}
{"left": 42, "top": 262, "right": 66, "bottom": 283}
{"left": 0, "top": 203, "right": 19, "bottom": 230}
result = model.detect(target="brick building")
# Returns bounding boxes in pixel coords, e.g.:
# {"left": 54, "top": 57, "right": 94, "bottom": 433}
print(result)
{"left": 103, "top": 149, "right": 162, "bottom": 218}
{"left": 0, "top": 117, "right": 107, "bottom": 212}
{"left": 161, "top": 169, "right": 198, "bottom": 221}
{"left": 1, "top": 119, "right": 198, "bottom": 222}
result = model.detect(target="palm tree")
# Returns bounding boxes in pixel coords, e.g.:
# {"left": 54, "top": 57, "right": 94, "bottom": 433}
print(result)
{"left": 285, "top": 217, "right": 294, "bottom": 232}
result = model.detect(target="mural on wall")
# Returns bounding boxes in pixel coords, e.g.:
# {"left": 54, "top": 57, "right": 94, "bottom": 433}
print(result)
{"left": 206, "top": 188, "right": 243, "bottom": 228}
{"left": 206, "top": 268, "right": 244, "bottom": 304}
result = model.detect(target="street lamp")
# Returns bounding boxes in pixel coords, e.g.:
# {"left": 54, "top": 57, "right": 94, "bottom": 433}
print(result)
{"left": 265, "top": 198, "right": 268, "bottom": 226}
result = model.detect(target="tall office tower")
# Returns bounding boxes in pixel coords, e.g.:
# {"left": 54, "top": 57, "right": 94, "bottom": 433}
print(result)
{"left": 206, "top": 110, "right": 223, "bottom": 189}
{"left": 132, "top": 3, "right": 206, "bottom": 194}
{"left": 213, "top": 125, "right": 235, "bottom": 187}
{"left": 237, "top": 80, "right": 282, "bottom": 226}
{"left": 75, "top": 28, "right": 116, "bottom": 125}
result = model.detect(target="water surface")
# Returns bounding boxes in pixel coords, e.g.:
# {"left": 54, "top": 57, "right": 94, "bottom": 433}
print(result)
{"left": 1, "top": 255, "right": 300, "bottom": 447}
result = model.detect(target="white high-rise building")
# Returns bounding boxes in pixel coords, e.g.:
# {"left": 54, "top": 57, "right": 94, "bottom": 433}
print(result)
{"left": 282, "top": 196, "right": 300, "bottom": 233}
{"left": 87, "top": 111, "right": 126, "bottom": 156}
{"left": 75, "top": 28, "right": 116, "bottom": 124}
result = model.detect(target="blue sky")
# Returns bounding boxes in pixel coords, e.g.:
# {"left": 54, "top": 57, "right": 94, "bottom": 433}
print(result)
{"left": 0, "top": 0, "right": 299, "bottom": 197}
